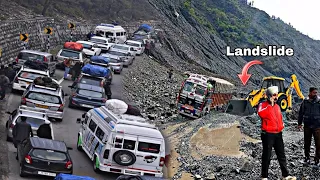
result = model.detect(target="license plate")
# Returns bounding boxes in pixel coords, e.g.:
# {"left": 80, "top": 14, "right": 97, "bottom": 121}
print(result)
{"left": 36, "top": 104, "right": 49, "bottom": 109}
{"left": 81, "top": 104, "right": 94, "bottom": 108}
{"left": 38, "top": 171, "right": 56, "bottom": 177}
{"left": 184, "top": 109, "right": 190, "bottom": 113}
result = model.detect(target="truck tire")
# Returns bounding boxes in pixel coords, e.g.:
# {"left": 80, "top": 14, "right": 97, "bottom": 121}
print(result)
{"left": 277, "top": 95, "right": 288, "bottom": 112}
{"left": 113, "top": 150, "right": 136, "bottom": 166}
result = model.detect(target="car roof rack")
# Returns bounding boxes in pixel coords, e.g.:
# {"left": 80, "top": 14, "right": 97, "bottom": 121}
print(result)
{"left": 33, "top": 84, "right": 59, "bottom": 91}
{"left": 81, "top": 73, "right": 105, "bottom": 79}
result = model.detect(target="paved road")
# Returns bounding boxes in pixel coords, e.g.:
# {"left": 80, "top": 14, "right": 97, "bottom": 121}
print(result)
{"left": 4, "top": 66, "right": 132, "bottom": 180}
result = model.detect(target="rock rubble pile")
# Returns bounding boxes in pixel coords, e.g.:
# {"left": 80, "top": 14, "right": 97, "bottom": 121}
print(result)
{"left": 123, "top": 55, "right": 184, "bottom": 123}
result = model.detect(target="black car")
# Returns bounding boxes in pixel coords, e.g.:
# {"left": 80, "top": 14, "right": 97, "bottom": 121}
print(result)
{"left": 18, "top": 137, "right": 73, "bottom": 177}
{"left": 116, "top": 175, "right": 167, "bottom": 180}
{"left": 68, "top": 83, "right": 107, "bottom": 109}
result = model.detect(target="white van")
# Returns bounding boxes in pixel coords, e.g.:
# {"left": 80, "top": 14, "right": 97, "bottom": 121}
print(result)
{"left": 94, "top": 24, "right": 127, "bottom": 43}
{"left": 76, "top": 105, "right": 165, "bottom": 177}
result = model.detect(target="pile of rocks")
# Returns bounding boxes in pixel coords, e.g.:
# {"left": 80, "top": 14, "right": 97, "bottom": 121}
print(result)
{"left": 159, "top": 110, "right": 319, "bottom": 180}
{"left": 123, "top": 55, "right": 184, "bottom": 122}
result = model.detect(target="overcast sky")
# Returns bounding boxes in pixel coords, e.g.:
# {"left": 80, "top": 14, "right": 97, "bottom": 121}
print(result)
{"left": 253, "top": 0, "right": 320, "bottom": 40}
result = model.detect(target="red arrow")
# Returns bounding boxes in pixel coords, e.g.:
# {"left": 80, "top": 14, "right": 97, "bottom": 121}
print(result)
{"left": 238, "top": 60, "right": 263, "bottom": 85}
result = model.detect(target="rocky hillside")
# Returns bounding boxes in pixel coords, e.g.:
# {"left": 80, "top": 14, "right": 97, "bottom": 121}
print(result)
{"left": 147, "top": 0, "right": 320, "bottom": 92}
{"left": 11, "top": 0, "right": 158, "bottom": 23}
{"left": 8, "top": 0, "right": 320, "bottom": 92}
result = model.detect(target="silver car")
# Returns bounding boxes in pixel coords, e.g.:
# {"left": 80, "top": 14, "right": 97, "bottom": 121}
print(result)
{"left": 103, "top": 51, "right": 133, "bottom": 67}
{"left": 6, "top": 106, "right": 53, "bottom": 141}
{"left": 106, "top": 57, "right": 123, "bottom": 74}
{"left": 21, "top": 82, "right": 68, "bottom": 122}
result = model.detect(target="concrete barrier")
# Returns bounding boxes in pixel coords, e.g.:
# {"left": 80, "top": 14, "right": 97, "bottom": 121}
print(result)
{"left": 0, "top": 17, "right": 161, "bottom": 65}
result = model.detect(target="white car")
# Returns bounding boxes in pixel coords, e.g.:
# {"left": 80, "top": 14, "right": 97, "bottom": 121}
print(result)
{"left": 6, "top": 106, "right": 54, "bottom": 141}
{"left": 90, "top": 36, "right": 115, "bottom": 53}
{"left": 13, "top": 66, "right": 55, "bottom": 92}
{"left": 125, "top": 40, "right": 145, "bottom": 55}
{"left": 76, "top": 41, "right": 102, "bottom": 57}
{"left": 110, "top": 44, "right": 137, "bottom": 57}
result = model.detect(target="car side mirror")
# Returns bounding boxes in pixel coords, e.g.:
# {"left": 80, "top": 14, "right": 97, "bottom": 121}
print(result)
{"left": 67, "top": 147, "right": 73, "bottom": 150}
{"left": 68, "top": 85, "right": 73, "bottom": 88}
{"left": 6, "top": 111, "right": 12, "bottom": 115}
{"left": 64, "top": 93, "right": 69, "bottom": 96}
{"left": 82, "top": 113, "right": 86, "bottom": 118}
{"left": 76, "top": 118, "right": 81, "bottom": 124}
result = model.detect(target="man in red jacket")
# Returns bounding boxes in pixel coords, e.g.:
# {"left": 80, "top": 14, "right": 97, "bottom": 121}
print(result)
{"left": 258, "top": 86, "right": 296, "bottom": 180}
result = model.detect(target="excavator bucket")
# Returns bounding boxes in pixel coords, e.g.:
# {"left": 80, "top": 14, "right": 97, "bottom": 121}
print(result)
{"left": 225, "top": 100, "right": 255, "bottom": 116}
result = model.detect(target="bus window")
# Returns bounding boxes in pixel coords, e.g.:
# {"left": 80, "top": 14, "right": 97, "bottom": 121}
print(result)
{"left": 116, "top": 32, "right": 121, "bottom": 36}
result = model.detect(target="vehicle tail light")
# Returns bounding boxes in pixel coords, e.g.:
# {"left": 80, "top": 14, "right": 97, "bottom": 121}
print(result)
{"left": 58, "top": 104, "right": 64, "bottom": 112}
{"left": 21, "top": 97, "right": 26, "bottom": 105}
{"left": 9, "top": 123, "right": 14, "bottom": 129}
{"left": 65, "top": 161, "right": 72, "bottom": 169}
{"left": 14, "top": 77, "right": 19, "bottom": 83}
{"left": 25, "top": 155, "right": 32, "bottom": 164}
{"left": 72, "top": 92, "right": 77, "bottom": 97}
{"left": 16, "top": 57, "right": 19, "bottom": 63}
{"left": 159, "top": 157, "right": 165, "bottom": 167}
{"left": 100, "top": 81, "right": 104, "bottom": 87}
{"left": 44, "top": 57, "right": 48, "bottom": 62}
{"left": 102, "top": 98, "right": 107, "bottom": 102}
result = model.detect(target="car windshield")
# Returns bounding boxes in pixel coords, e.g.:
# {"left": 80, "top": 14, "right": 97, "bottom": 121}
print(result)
{"left": 78, "top": 89, "right": 103, "bottom": 98}
{"left": 80, "top": 77, "right": 102, "bottom": 86}
{"left": 138, "top": 142, "right": 160, "bottom": 154}
{"left": 26, "top": 92, "right": 61, "bottom": 104}
{"left": 16, "top": 116, "right": 46, "bottom": 128}
{"left": 108, "top": 51, "right": 126, "bottom": 56}
{"left": 81, "top": 43, "right": 92, "bottom": 49}
{"left": 18, "top": 52, "right": 45, "bottom": 61}
{"left": 19, "top": 72, "right": 46, "bottom": 80}
{"left": 91, "top": 38, "right": 106, "bottom": 44}
{"left": 60, "top": 50, "right": 80, "bottom": 59}
{"left": 113, "top": 45, "right": 129, "bottom": 50}
{"left": 125, "top": 42, "right": 140, "bottom": 47}
{"left": 183, "top": 81, "right": 194, "bottom": 92}
{"left": 32, "top": 149, "right": 67, "bottom": 161}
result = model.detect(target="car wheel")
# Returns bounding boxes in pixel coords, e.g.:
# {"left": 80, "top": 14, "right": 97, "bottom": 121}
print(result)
{"left": 68, "top": 102, "right": 74, "bottom": 108}
{"left": 77, "top": 134, "right": 83, "bottom": 151}
{"left": 113, "top": 150, "right": 136, "bottom": 166}
{"left": 93, "top": 155, "right": 100, "bottom": 173}
{"left": 19, "top": 164, "right": 26, "bottom": 177}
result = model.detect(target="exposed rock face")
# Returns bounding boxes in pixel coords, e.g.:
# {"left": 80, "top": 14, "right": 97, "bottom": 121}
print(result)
{"left": 147, "top": 0, "right": 320, "bottom": 93}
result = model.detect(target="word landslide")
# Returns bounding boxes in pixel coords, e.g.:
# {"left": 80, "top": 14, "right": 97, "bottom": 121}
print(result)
{"left": 226, "top": 45, "right": 294, "bottom": 56}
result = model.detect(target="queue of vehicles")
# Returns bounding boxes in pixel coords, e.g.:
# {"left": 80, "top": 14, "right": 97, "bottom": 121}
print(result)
{"left": 4, "top": 23, "right": 166, "bottom": 179}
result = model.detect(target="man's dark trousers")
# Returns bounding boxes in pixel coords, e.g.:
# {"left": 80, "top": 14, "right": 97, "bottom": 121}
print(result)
{"left": 261, "top": 131, "right": 289, "bottom": 178}
{"left": 304, "top": 125, "right": 320, "bottom": 162}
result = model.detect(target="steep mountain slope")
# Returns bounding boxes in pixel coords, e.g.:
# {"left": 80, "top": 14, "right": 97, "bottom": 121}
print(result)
{"left": 148, "top": 0, "right": 320, "bottom": 91}
{"left": 8, "top": 0, "right": 320, "bottom": 91}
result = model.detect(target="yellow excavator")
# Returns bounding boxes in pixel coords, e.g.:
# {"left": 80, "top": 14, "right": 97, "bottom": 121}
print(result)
{"left": 225, "top": 74, "right": 305, "bottom": 115}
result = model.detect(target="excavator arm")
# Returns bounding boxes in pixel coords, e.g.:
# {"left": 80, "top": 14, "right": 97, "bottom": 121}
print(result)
{"left": 286, "top": 74, "right": 305, "bottom": 109}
